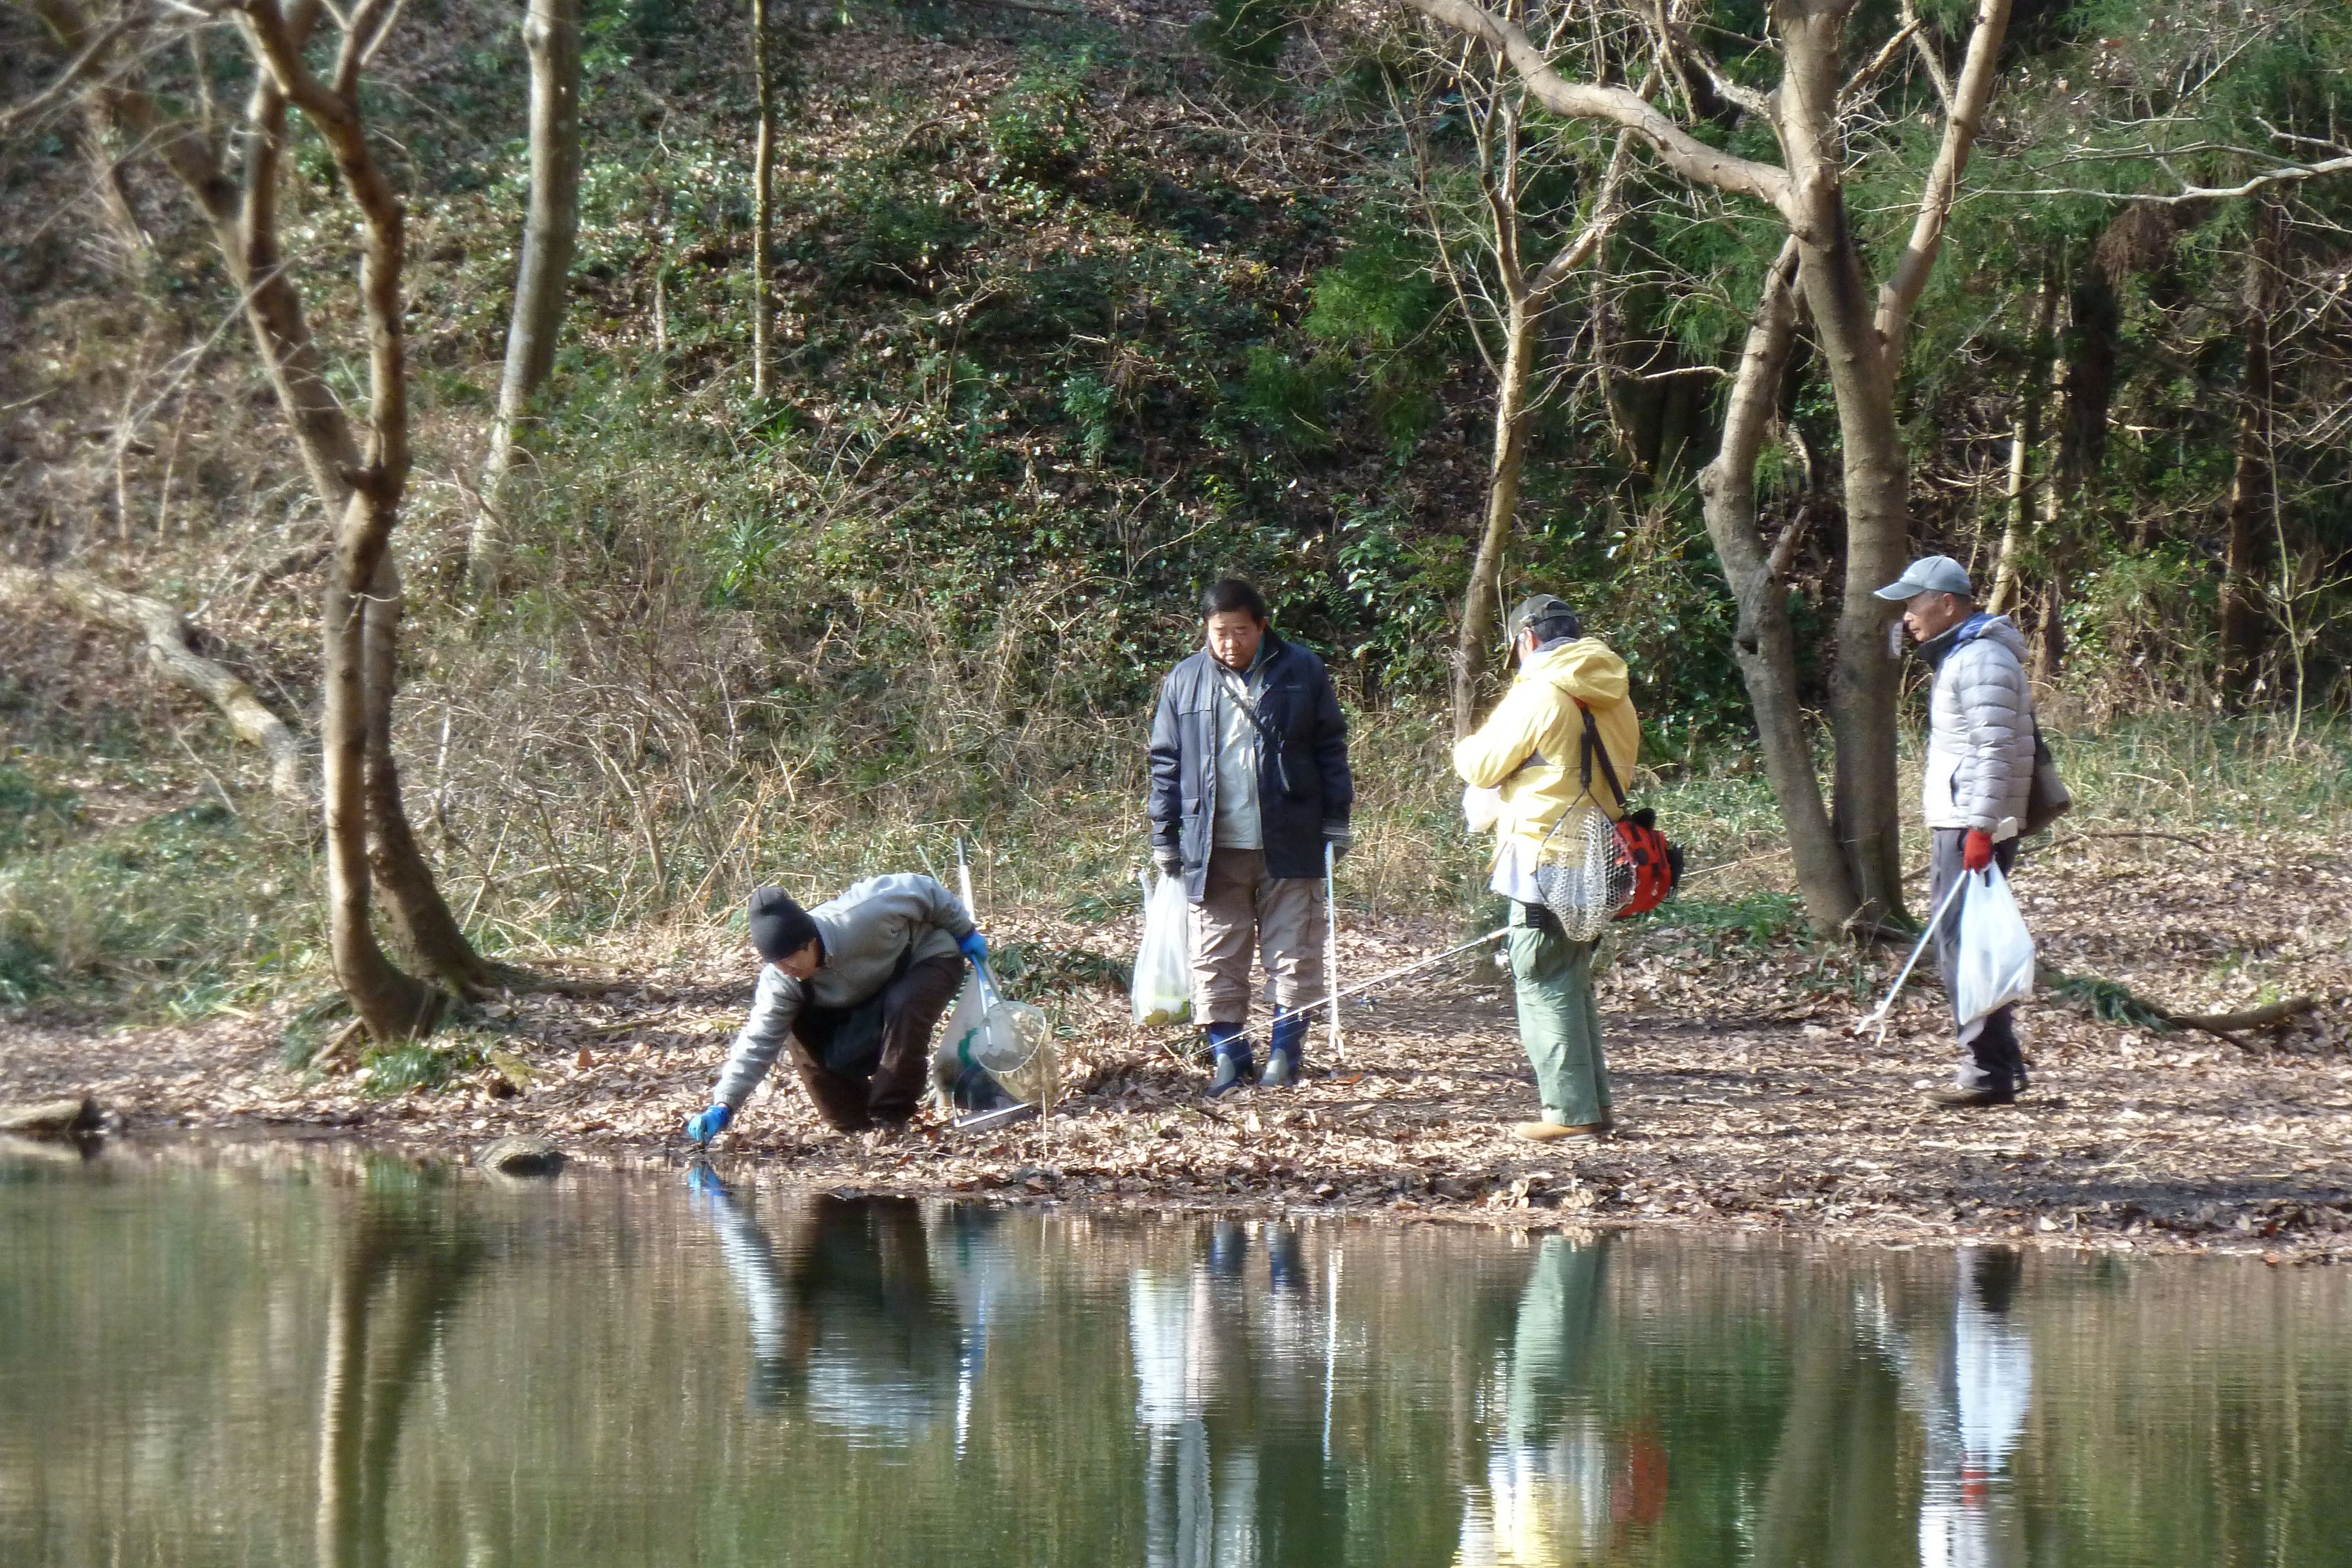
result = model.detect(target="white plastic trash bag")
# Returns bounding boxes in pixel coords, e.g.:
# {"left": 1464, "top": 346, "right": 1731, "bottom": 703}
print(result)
{"left": 1131, "top": 869, "right": 1192, "bottom": 1027}
{"left": 1954, "top": 864, "right": 2035, "bottom": 1028}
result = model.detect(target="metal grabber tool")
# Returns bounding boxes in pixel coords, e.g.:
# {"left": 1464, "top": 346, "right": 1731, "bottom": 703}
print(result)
{"left": 1851, "top": 872, "right": 1970, "bottom": 1045}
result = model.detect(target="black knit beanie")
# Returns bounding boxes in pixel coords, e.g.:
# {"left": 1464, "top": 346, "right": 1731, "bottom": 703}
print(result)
{"left": 747, "top": 886, "right": 819, "bottom": 964}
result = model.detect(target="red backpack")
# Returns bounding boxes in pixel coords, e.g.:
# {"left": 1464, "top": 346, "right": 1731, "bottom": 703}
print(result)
{"left": 1576, "top": 701, "right": 1682, "bottom": 919}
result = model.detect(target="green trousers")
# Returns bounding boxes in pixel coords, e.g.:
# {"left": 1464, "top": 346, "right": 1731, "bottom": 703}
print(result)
{"left": 1506, "top": 902, "right": 1611, "bottom": 1128}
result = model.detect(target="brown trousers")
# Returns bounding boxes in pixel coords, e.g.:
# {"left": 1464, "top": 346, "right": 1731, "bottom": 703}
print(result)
{"left": 787, "top": 951, "right": 964, "bottom": 1130}
{"left": 1190, "top": 847, "right": 1328, "bottom": 1026}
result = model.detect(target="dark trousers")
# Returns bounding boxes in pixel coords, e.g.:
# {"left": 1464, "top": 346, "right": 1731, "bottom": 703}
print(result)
{"left": 1927, "top": 827, "right": 2028, "bottom": 1094}
{"left": 787, "top": 951, "right": 963, "bottom": 1130}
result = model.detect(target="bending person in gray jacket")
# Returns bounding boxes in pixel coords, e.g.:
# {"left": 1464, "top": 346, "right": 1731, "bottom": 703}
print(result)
{"left": 1878, "top": 555, "right": 2038, "bottom": 1108}
{"left": 684, "top": 875, "right": 992, "bottom": 1141}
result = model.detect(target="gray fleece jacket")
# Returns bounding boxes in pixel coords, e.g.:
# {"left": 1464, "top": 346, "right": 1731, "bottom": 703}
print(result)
{"left": 1921, "top": 613, "right": 2036, "bottom": 839}
{"left": 711, "top": 873, "right": 975, "bottom": 1108}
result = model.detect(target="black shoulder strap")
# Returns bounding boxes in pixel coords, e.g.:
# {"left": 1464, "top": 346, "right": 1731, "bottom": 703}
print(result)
{"left": 1575, "top": 700, "right": 1631, "bottom": 813}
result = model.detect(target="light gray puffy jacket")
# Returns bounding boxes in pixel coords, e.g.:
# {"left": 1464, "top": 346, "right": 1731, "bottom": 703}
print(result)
{"left": 1922, "top": 614, "right": 2035, "bottom": 838}
{"left": 712, "top": 873, "right": 974, "bottom": 1108}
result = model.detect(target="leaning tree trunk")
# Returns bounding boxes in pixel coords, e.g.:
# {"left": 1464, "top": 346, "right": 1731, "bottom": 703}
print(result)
{"left": 1453, "top": 294, "right": 1539, "bottom": 739}
{"left": 749, "top": 0, "right": 776, "bottom": 399}
{"left": 1695, "top": 240, "right": 1861, "bottom": 931}
{"left": 467, "top": 0, "right": 582, "bottom": 593}
{"left": 2219, "top": 197, "right": 2283, "bottom": 694}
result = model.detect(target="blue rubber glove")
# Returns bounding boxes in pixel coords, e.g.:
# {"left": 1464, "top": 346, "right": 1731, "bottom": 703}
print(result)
{"left": 685, "top": 1161, "right": 729, "bottom": 1199}
{"left": 958, "top": 930, "right": 988, "bottom": 965}
{"left": 685, "top": 1103, "right": 733, "bottom": 1144}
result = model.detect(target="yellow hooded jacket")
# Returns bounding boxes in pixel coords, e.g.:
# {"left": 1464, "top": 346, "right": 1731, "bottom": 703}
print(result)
{"left": 1451, "top": 638, "right": 1640, "bottom": 870}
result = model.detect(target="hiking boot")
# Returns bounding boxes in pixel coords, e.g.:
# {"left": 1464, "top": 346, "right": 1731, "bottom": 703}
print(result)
{"left": 1931, "top": 1086, "right": 2019, "bottom": 1109}
{"left": 1513, "top": 1120, "right": 1612, "bottom": 1142}
{"left": 1205, "top": 1022, "right": 1253, "bottom": 1097}
{"left": 1261, "top": 1012, "right": 1308, "bottom": 1089}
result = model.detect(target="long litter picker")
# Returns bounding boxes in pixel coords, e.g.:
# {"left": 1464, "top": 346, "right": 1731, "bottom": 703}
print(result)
{"left": 1323, "top": 839, "right": 1342, "bottom": 1067}
{"left": 1269, "top": 925, "right": 1512, "bottom": 1042}
{"left": 1850, "top": 872, "right": 1970, "bottom": 1045}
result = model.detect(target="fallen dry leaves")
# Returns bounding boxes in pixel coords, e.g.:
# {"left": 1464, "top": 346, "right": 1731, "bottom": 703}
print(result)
{"left": 3, "top": 830, "right": 2346, "bottom": 1262}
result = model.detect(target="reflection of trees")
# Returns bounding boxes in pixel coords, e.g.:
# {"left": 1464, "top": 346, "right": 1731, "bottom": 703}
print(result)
{"left": 315, "top": 1175, "right": 483, "bottom": 1568}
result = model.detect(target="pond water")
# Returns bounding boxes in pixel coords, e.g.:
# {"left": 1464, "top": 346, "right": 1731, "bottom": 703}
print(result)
{"left": 2, "top": 1144, "right": 2347, "bottom": 1567}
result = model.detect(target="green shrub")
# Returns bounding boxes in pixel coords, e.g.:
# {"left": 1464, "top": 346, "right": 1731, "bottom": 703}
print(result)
{"left": 987, "top": 54, "right": 1094, "bottom": 180}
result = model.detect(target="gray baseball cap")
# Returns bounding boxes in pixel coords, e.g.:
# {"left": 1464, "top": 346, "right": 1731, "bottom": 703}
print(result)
{"left": 1503, "top": 593, "right": 1580, "bottom": 646}
{"left": 1873, "top": 555, "right": 1973, "bottom": 602}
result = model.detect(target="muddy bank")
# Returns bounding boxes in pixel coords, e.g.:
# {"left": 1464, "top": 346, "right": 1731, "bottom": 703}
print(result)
{"left": 3, "top": 832, "right": 2347, "bottom": 1260}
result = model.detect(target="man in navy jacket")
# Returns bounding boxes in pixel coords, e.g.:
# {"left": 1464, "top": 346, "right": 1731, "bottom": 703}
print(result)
{"left": 1147, "top": 579, "right": 1352, "bottom": 1093}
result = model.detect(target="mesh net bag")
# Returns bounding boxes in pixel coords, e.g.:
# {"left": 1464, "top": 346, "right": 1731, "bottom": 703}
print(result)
{"left": 1532, "top": 808, "right": 1634, "bottom": 942}
{"left": 973, "top": 996, "right": 1058, "bottom": 1107}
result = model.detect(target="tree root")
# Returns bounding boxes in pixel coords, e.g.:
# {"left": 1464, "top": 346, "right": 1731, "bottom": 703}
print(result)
{"left": 2, "top": 564, "right": 305, "bottom": 805}
{"left": 2040, "top": 964, "right": 2318, "bottom": 1048}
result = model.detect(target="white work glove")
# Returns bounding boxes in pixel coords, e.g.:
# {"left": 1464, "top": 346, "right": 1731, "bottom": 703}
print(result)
{"left": 1462, "top": 785, "right": 1502, "bottom": 834}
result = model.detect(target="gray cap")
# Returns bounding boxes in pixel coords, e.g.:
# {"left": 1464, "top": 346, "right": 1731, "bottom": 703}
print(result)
{"left": 1873, "top": 554, "right": 1973, "bottom": 602}
{"left": 1503, "top": 593, "right": 1580, "bottom": 646}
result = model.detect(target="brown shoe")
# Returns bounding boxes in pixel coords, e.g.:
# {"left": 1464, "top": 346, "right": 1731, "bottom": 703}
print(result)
{"left": 1930, "top": 1088, "right": 2018, "bottom": 1110}
{"left": 1513, "top": 1120, "right": 1612, "bottom": 1142}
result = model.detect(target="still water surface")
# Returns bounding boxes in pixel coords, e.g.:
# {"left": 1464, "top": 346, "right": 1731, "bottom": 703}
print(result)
{"left": 2, "top": 1144, "right": 2346, "bottom": 1567}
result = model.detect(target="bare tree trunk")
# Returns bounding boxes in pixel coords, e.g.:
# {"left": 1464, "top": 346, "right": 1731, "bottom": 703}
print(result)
{"left": 35, "top": 0, "right": 479, "bottom": 1033}
{"left": 325, "top": 544, "right": 442, "bottom": 1038}
{"left": 1696, "top": 240, "right": 1859, "bottom": 930}
{"left": 1986, "top": 260, "right": 2059, "bottom": 617}
{"left": 1453, "top": 296, "right": 1537, "bottom": 739}
{"left": 1, "top": 564, "right": 305, "bottom": 804}
{"left": 2220, "top": 197, "right": 2283, "bottom": 692}
{"left": 467, "top": 0, "right": 582, "bottom": 594}
{"left": 749, "top": 0, "right": 776, "bottom": 400}
{"left": 362, "top": 557, "right": 495, "bottom": 988}
{"left": 1778, "top": 0, "right": 1910, "bottom": 928}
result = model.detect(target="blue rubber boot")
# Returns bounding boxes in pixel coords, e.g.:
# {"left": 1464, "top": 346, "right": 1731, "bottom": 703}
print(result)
{"left": 1261, "top": 1010, "right": 1308, "bottom": 1089}
{"left": 1204, "top": 1022, "right": 1253, "bottom": 1097}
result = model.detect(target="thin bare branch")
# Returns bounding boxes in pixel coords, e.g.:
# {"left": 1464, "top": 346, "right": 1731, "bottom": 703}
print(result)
{"left": 1398, "top": 0, "right": 1792, "bottom": 212}
{"left": 1899, "top": 0, "right": 1953, "bottom": 113}
{"left": 1874, "top": 0, "right": 2015, "bottom": 362}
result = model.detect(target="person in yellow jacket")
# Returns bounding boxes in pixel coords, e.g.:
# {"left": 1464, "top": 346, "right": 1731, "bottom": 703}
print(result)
{"left": 1453, "top": 594, "right": 1639, "bottom": 1141}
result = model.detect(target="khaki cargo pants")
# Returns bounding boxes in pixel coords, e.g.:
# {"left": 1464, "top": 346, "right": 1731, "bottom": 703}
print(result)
{"left": 1188, "top": 847, "right": 1328, "bottom": 1027}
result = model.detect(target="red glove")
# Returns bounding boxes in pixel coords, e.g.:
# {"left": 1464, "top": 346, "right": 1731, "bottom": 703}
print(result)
{"left": 1962, "top": 829, "right": 1994, "bottom": 872}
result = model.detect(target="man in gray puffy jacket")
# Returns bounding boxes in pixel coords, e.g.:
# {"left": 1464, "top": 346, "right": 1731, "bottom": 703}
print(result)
{"left": 684, "top": 875, "right": 992, "bottom": 1142}
{"left": 1877, "top": 556, "right": 2038, "bottom": 1107}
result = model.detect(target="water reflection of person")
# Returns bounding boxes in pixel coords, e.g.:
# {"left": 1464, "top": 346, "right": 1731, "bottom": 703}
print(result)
{"left": 1455, "top": 1233, "right": 1661, "bottom": 1567}
{"left": 1896, "top": 1248, "right": 2032, "bottom": 1568}
{"left": 1129, "top": 1220, "right": 1334, "bottom": 1566}
{"left": 693, "top": 1176, "right": 1009, "bottom": 1443}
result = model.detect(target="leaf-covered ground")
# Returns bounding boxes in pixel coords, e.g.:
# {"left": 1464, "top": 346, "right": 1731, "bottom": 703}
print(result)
{"left": 4, "top": 831, "right": 2347, "bottom": 1262}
